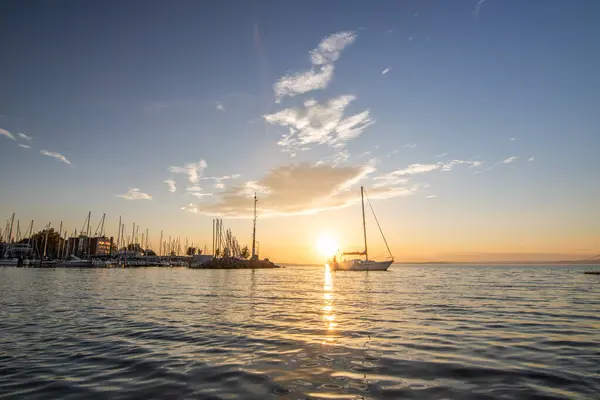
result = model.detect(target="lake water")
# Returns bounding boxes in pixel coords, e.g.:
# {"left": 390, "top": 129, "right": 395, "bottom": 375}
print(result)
{"left": 1, "top": 265, "right": 599, "bottom": 399}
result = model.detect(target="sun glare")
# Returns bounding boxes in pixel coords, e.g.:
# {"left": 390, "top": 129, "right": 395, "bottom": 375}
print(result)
{"left": 316, "top": 234, "right": 339, "bottom": 257}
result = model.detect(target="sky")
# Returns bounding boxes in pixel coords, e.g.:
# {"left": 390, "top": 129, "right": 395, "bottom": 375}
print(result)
{"left": 1, "top": 0, "right": 599, "bottom": 263}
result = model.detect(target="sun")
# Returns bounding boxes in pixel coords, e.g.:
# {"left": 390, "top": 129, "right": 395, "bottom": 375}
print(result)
{"left": 316, "top": 234, "right": 339, "bottom": 257}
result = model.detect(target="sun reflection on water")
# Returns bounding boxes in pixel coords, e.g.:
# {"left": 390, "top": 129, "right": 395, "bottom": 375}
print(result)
{"left": 323, "top": 264, "right": 337, "bottom": 333}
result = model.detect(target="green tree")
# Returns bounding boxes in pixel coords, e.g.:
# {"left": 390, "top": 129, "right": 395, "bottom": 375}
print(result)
{"left": 240, "top": 246, "right": 250, "bottom": 259}
{"left": 20, "top": 228, "right": 65, "bottom": 257}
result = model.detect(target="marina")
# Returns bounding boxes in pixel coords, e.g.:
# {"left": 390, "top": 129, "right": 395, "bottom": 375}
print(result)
{"left": 1, "top": 194, "right": 280, "bottom": 269}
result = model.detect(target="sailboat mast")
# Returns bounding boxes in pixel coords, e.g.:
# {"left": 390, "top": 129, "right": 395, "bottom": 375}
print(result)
{"left": 361, "top": 186, "right": 368, "bottom": 261}
{"left": 251, "top": 193, "right": 257, "bottom": 259}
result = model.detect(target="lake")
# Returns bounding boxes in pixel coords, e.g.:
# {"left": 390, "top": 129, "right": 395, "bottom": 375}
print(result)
{"left": 1, "top": 265, "right": 599, "bottom": 399}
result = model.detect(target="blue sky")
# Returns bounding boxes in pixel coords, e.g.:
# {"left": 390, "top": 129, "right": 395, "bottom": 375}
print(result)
{"left": 1, "top": 0, "right": 599, "bottom": 261}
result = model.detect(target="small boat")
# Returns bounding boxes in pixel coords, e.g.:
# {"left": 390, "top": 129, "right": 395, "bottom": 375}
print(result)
{"left": 57, "top": 255, "right": 92, "bottom": 268}
{"left": 0, "top": 258, "right": 18, "bottom": 267}
{"left": 332, "top": 186, "right": 393, "bottom": 271}
{"left": 189, "top": 254, "right": 213, "bottom": 268}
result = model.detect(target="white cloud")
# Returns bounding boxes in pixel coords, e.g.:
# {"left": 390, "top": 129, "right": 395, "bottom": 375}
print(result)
{"left": 189, "top": 192, "right": 214, "bottom": 198}
{"left": 264, "top": 95, "right": 373, "bottom": 152}
{"left": 118, "top": 188, "right": 152, "bottom": 200}
{"left": 273, "top": 31, "right": 356, "bottom": 101}
{"left": 164, "top": 179, "right": 176, "bottom": 192}
{"left": 381, "top": 67, "right": 392, "bottom": 75}
{"left": 510, "top": 137, "right": 516, "bottom": 141}
{"left": 503, "top": 156, "right": 517, "bottom": 164}
{"left": 216, "top": 103, "right": 225, "bottom": 112}
{"left": 180, "top": 203, "right": 198, "bottom": 213}
{"left": 200, "top": 174, "right": 240, "bottom": 190}
{"left": 0, "top": 128, "right": 15, "bottom": 140}
{"left": 425, "top": 195, "right": 437, "bottom": 199}
{"left": 18, "top": 132, "right": 33, "bottom": 140}
{"left": 309, "top": 31, "right": 357, "bottom": 65}
{"left": 274, "top": 65, "right": 334, "bottom": 102}
{"left": 181, "top": 161, "right": 411, "bottom": 218}
{"left": 435, "top": 152, "right": 448, "bottom": 158}
{"left": 169, "top": 159, "right": 207, "bottom": 183}
{"left": 18, "top": 144, "right": 31, "bottom": 149}
{"left": 315, "top": 150, "right": 350, "bottom": 167}
{"left": 441, "top": 160, "right": 482, "bottom": 171}
{"left": 403, "top": 143, "right": 417, "bottom": 149}
{"left": 40, "top": 150, "right": 71, "bottom": 164}
{"left": 528, "top": 156, "right": 535, "bottom": 162}
{"left": 373, "top": 160, "right": 482, "bottom": 187}
{"left": 473, "top": 0, "right": 488, "bottom": 16}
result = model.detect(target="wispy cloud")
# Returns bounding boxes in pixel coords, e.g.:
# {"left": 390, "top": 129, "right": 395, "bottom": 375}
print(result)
{"left": 425, "top": 195, "right": 437, "bottom": 199}
{"left": 18, "top": 144, "right": 31, "bottom": 149}
{"left": 0, "top": 128, "right": 15, "bottom": 140}
{"left": 435, "top": 152, "right": 448, "bottom": 158}
{"left": 274, "top": 31, "right": 356, "bottom": 101}
{"left": 200, "top": 174, "right": 240, "bottom": 190}
{"left": 403, "top": 143, "right": 417, "bottom": 149}
{"left": 118, "top": 188, "right": 152, "bottom": 200}
{"left": 164, "top": 179, "right": 176, "bottom": 192}
{"left": 381, "top": 67, "right": 392, "bottom": 75}
{"left": 182, "top": 162, "right": 411, "bottom": 218}
{"left": 18, "top": 132, "right": 33, "bottom": 141}
{"left": 510, "top": 137, "right": 516, "bottom": 141}
{"left": 503, "top": 156, "right": 517, "bottom": 164}
{"left": 373, "top": 160, "right": 482, "bottom": 187}
{"left": 189, "top": 192, "right": 214, "bottom": 198}
{"left": 180, "top": 203, "right": 198, "bottom": 213}
{"left": 264, "top": 95, "right": 373, "bottom": 153}
{"left": 441, "top": 160, "right": 482, "bottom": 171}
{"left": 40, "top": 150, "right": 71, "bottom": 164}
{"left": 216, "top": 102, "right": 225, "bottom": 112}
{"left": 473, "top": 0, "right": 488, "bottom": 17}
{"left": 528, "top": 156, "right": 535, "bottom": 162}
{"left": 315, "top": 150, "right": 350, "bottom": 167}
{"left": 169, "top": 159, "right": 207, "bottom": 184}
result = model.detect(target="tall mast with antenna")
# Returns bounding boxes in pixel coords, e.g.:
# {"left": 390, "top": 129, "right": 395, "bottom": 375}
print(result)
{"left": 361, "top": 186, "right": 368, "bottom": 261}
{"left": 251, "top": 193, "right": 257, "bottom": 260}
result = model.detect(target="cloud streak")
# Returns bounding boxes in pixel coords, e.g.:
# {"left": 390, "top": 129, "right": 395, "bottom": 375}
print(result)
{"left": 18, "top": 144, "right": 31, "bottom": 149}
{"left": 40, "top": 150, "right": 72, "bottom": 164}
{"left": 373, "top": 160, "right": 482, "bottom": 187}
{"left": 473, "top": 0, "right": 488, "bottom": 16}
{"left": 169, "top": 159, "right": 207, "bottom": 184}
{"left": 18, "top": 132, "right": 33, "bottom": 140}
{"left": 273, "top": 31, "right": 356, "bottom": 101}
{"left": 216, "top": 103, "right": 225, "bottom": 112}
{"left": 381, "top": 67, "right": 392, "bottom": 75}
{"left": 264, "top": 95, "right": 373, "bottom": 152}
{"left": 0, "top": 128, "right": 15, "bottom": 140}
{"left": 503, "top": 156, "right": 517, "bottom": 164}
{"left": 164, "top": 179, "right": 176, "bottom": 192}
{"left": 118, "top": 188, "right": 152, "bottom": 200}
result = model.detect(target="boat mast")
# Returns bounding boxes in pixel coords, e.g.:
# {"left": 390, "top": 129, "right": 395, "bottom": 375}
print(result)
{"left": 251, "top": 193, "right": 257, "bottom": 260}
{"left": 361, "top": 186, "right": 368, "bottom": 261}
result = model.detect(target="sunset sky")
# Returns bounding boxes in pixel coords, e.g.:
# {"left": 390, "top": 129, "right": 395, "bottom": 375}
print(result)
{"left": 1, "top": 0, "right": 599, "bottom": 263}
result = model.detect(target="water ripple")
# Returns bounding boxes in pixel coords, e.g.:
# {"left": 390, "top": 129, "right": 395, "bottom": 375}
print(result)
{"left": 0, "top": 265, "right": 599, "bottom": 399}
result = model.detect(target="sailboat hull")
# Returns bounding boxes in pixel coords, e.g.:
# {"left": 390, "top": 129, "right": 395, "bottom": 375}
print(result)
{"left": 333, "top": 260, "right": 392, "bottom": 271}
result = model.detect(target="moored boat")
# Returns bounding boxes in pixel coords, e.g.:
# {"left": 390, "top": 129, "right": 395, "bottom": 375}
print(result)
{"left": 332, "top": 186, "right": 394, "bottom": 271}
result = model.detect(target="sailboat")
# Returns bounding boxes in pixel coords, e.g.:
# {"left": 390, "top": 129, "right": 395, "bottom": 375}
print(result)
{"left": 332, "top": 186, "right": 394, "bottom": 271}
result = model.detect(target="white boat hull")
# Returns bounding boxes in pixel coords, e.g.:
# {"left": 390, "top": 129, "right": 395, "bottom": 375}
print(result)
{"left": 333, "top": 260, "right": 392, "bottom": 271}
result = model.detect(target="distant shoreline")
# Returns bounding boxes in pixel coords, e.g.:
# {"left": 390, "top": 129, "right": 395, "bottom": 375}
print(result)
{"left": 281, "top": 261, "right": 600, "bottom": 266}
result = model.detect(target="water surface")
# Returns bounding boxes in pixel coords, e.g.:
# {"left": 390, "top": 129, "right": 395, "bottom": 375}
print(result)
{"left": 1, "top": 265, "right": 599, "bottom": 399}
